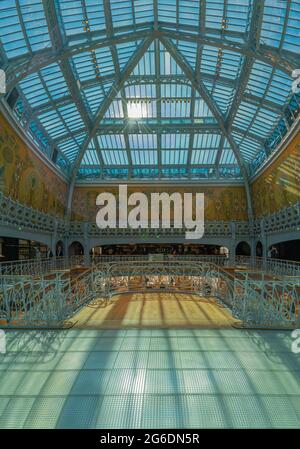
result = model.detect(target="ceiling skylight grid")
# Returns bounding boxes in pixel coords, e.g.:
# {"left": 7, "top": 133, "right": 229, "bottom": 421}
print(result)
{"left": 1, "top": 0, "right": 300, "bottom": 180}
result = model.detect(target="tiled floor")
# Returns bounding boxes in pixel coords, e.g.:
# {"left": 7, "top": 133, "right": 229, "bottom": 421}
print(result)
{"left": 0, "top": 328, "right": 299, "bottom": 428}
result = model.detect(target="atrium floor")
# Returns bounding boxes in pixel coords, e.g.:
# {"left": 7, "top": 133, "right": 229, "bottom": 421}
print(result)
{"left": 71, "top": 292, "right": 238, "bottom": 329}
{"left": 0, "top": 327, "right": 299, "bottom": 428}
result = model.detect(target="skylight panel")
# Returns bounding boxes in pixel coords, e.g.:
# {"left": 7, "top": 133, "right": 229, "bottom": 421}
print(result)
{"left": 102, "top": 150, "right": 128, "bottom": 166}
{"left": 82, "top": 85, "right": 107, "bottom": 116}
{"left": 191, "top": 150, "right": 218, "bottom": 165}
{"left": 40, "top": 64, "right": 69, "bottom": 100}
{"left": 282, "top": 1, "right": 300, "bottom": 53}
{"left": 129, "top": 134, "right": 157, "bottom": 149}
{"left": 160, "top": 43, "right": 183, "bottom": 75}
{"left": 161, "top": 99, "right": 191, "bottom": 118}
{"left": 239, "top": 136, "right": 262, "bottom": 161}
{"left": 178, "top": 0, "right": 201, "bottom": 27}
{"left": 85, "top": 0, "right": 106, "bottom": 32}
{"left": 250, "top": 109, "right": 280, "bottom": 138}
{"left": 58, "top": 104, "right": 84, "bottom": 132}
{"left": 206, "top": 0, "right": 251, "bottom": 34}
{"left": 131, "top": 150, "right": 157, "bottom": 165}
{"left": 0, "top": 1, "right": 28, "bottom": 57}
{"left": 260, "top": 0, "right": 286, "bottom": 47}
{"left": 127, "top": 100, "right": 157, "bottom": 118}
{"left": 38, "top": 110, "right": 66, "bottom": 139}
{"left": 59, "top": 0, "right": 85, "bottom": 36}
{"left": 233, "top": 102, "right": 258, "bottom": 131}
{"left": 193, "top": 134, "right": 221, "bottom": 149}
{"left": 93, "top": 47, "right": 114, "bottom": 76}
{"left": 110, "top": 0, "right": 134, "bottom": 28}
{"left": 265, "top": 71, "right": 292, "bottom": 105}
{"left": 161, "top": 134, "right": 189, "bottom": 149}
{"left": 176, "top": 41, "right": 198, "bottom": 70}
{"left": 81, "top": 149, "right": 100, "bottom": 166}
{"left": 125, "top": 84, "right": 156, "bottom": 98}
{"left": 219, "top": 148, "right": 237, "bottom": 165}
{"left": 105, "top": 100, "right": 124, "bottom": 119}
{"left": 98, "top": 134, "right": 126, "bottom": 149}
{"left": 162, "top": 150, "right": 188, "bottom": 165}
{"left": 117, "top": 41, "right": 142, "bottom": 71}
{"left": 161, "top": 84, "right": 192, "bottom": 98}
{"left": 158, "top": 0, "right": 177, "bottom": 23}
{"left": 20, "top": 73, "right": 48, "bottom": 107}
{"left": 246, "top": 62, "right": 273, "bottom": 98}
{"left": 194, "top": 99, "right": 214, "bottom": 118}
{"left": 133, "top": 0, "right": 153, "bottom": 24}
{"left": 57, "top": 132, "right": 86, "bottom": 162}
{"left": 72, "top": 52, "right": 97, "bottom": 82}
{"left": 232, "top": 131, "right": 261, "bottom": 161}
{"left": 19, "top": 0, "right": 50, "bottom": 52}
{"left": 200, "top": 47, "right": 243, "bottom": 80}
{"left": 133, "top": 43, "right": 155, "bottom": 75}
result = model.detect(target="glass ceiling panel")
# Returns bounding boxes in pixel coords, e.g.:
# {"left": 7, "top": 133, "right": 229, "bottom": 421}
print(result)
{"left": 162, "top": 150, "right": 188, "bottom": 165}
{"left": 110, "top": 0, "right": 134, "bottom": 28}
{"left": 260, "top": 0, "right": 287, "bottom": 48}
{"left": 131, "top": 150, "right": 157, "bottom": 165}
{"left": 161, "top": 134, "right": 189, "bottom": 149}
{"left": 1, "top": 0, "right": 299, "bottom": 179}
{"left": 82, "top": 81, "right": 114, "bottom": 116}
{"left": 102, "top": 150, "right": 128, "bottom": 166}
{"left": 282, "top": 1, "right": 300, "bottom": 53}
{"left": 81, "top": 142, "right": 100, "bottom": 166}
{"left": 98, "top": 134, "right": 126, "bottom": 149}
{"left": 205, "top": 0, "right": 251, "bottom": 34}
{"left": 0, "top": 0, "right": 50, "bottom": 58}
{"left": 133, "top": 0, "right": 153, "bottom": 24}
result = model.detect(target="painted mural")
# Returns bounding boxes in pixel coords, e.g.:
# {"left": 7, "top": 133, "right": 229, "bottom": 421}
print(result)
{"left": 252, "top": 133, "right": 300, "bottom": 218}
{"left": 72, "top": 185, "right": 248, "bottom": 222}
{"left": 0, "top": 113, "right": 67, "bottom": 217}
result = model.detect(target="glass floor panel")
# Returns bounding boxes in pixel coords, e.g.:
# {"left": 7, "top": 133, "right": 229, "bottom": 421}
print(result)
{"left": 0, "top": 329, "right": 299, "bottom": 429}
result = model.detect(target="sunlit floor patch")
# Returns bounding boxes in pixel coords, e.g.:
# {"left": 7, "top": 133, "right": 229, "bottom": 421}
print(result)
{"left": 0, "top": 328, "right": 299, "bottom": 428}
{"left": 71, "top": 292, "right": 239, "bottom": 329}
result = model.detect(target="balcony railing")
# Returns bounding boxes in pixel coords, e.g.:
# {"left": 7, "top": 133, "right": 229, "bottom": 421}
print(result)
{"left": 1, "top": 254, "right": 299, "bottom": 278}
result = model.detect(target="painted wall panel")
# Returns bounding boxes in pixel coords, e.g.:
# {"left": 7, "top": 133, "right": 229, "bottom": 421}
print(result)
{"left": 0, "top": 113, "right": 67, "bottom": 217}
{"left": 252, "top": 133, "right": 300, "bottom": 218}
{"left": 72, "top": 185, "right": 248, "bottom": 222}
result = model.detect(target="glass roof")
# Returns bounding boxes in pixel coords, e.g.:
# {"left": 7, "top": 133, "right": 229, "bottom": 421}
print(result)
{"left": 0, "top": 0, "right": 300, "bottom": 182}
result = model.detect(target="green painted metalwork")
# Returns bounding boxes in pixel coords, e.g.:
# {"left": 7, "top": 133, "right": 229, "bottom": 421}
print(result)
{"left": 0, "top": 259, "right": 299, "bottom": 329}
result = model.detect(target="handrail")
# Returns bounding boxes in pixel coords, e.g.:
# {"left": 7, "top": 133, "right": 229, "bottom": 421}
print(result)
{"left": 0, "top": 255, "right": 85, "bottom": 276}
{"left": 1, "top": 254, "right": 300, "bottom": 278}
{"left": 0, "top": 258, "right": 299, "bottom": 329}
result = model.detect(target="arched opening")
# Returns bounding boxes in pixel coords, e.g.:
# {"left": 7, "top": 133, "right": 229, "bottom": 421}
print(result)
{"left": 268, "top": 240, "right": 300, "bottom": 261}
{"left": 235, "top": 241, "right": 251, "bottom": 256}
{"left": 68, "top": 241, "right": 84, "bottom": 257}
{"left": 0, "top": 237, "right": 49, "bottom": 261}
{"left": 256, "top": 241, "right": 263, "bottom": 257}
{"left": 56, "top": 240, "right": 64, "bottom": 257}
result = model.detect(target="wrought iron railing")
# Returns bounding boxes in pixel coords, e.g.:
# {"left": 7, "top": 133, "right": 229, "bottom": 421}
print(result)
{"left": 0, "top": 255, "right": 85, "bottom": 276}
{"left": 1, "top": 254, "right": 299, "bottom": 277}
{"left": 0, "top": 259, "right": 299, "bottom": 329}
{"left": 93, "top": 254, "right": 300, "bottom": 277}
{"left": 0, "top": 267, "right": 95, "bottom": 328}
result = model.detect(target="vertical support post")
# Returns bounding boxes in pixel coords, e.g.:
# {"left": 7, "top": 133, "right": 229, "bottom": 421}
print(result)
{"left": 83, "top": 222, "right": 90, "bottom": 266}
{"left": 229, "top": 222, "right": 236, "bottom": 266}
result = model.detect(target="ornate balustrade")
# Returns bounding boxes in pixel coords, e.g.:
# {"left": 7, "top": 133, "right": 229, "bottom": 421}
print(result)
{"left": 0, "top": 255, "right": 85, "bottom": 276}
{"left": 0, "top": 192, "right": 299, "bottom": 240}
{"left": 1, "top": 259, "right": 298, "bottom": 329}
{"left": 254, "top": 202, "right": 300, "bottom": 235}
{"left": 0, "top": 192, "right": 66, "bottom": 234}
{"left": 1, "top": 254, "right": 300, "bottom": 278}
